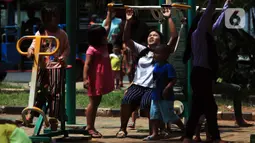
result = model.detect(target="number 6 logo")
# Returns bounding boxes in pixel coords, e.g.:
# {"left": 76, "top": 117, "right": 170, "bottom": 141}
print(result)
{"left": 225, "top": 8, "right": 245, "bottom": 29}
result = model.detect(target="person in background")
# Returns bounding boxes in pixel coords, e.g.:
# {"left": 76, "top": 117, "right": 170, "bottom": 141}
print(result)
{"left": 110, "top": 45, "right": 123, "bottom": 90}
{"left": 102, "top": 8, "right": 122, "bottom": 54}
{"left": 89, "top": 14, "right": 98, "bottom": 25}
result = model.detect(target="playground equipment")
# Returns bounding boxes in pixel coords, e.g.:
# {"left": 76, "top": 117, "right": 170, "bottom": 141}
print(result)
{"left": 32, "top": 24, "right": 85, "bottom": 82}
{"left": 108, "top": 1, "right": 190, "bottom": 120}
{"left": 1, "top": 25, "right": 21, "bottom": 69}
{"left": 16, "top": 35, "right": 89, "bottom": 142}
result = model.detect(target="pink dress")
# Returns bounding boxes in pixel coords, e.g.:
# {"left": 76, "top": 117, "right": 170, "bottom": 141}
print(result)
{"left": 86, "top": 45, "right": 114, "bottom": 96}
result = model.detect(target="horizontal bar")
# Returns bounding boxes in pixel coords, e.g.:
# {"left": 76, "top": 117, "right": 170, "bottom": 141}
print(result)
{"left": 125, "top": 5, "right": 162, "bottom": 9}
{"left": 196, "top": 6, "right": 223, "bottom": 11}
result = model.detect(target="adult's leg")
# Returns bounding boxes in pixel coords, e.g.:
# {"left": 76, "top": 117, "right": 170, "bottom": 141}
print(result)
{"left": 118, "top": 85, "right": 144, "bottom": 136}
{"left": 128, "top": 109, "right": 138, "bottom": 129}
{"left": 86, "top": 95, "right": 102, "bottom": 138}
{"left": 140, "top": 87, "right": 152, "bottom": 135}
{"left": 203, "top": 92, "right": 221, "bottom": 140}
{"left": 184, "top": 68, "right": 204, "bottom": 140}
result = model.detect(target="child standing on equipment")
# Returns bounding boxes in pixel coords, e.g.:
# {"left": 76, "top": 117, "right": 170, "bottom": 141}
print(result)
{"left": 83, "top": 25, "right": 114, "bottom": 138}
{"left": 26, "top": 4, "right": 70, "bottom": 125}
{"left": 0, "top": 119, "right": 32, "bottom": 143}
{"left": 110, "top": 45, "right": 122, "bottom": 90}
{"left": 144, "top": 44, "right": 184, "bottom": 141}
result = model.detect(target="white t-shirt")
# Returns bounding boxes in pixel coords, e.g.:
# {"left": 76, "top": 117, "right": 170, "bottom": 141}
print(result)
{"left": 132, "top": 42, "right": 154, "bottom": 88}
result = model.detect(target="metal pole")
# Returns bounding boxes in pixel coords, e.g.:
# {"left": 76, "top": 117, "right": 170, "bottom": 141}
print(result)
{"left": 186, "top": 0, "right": 195, "bottom": 119}
{"left": 66, "top": 0, "right": 77, "bottom": 124}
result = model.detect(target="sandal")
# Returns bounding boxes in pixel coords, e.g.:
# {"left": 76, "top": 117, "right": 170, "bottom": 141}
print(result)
{"left": 88, "top": 130, "right": 103, "bottom": 138}
{"left": 116, "top": 130, "right": 127, "bottom": 138}
{"left": 143, "top": 135, "right": 161, "bottom": 141}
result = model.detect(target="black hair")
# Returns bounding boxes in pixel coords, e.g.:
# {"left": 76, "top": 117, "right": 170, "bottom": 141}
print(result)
{"left": 38, "top": 4, "right": 59, "bottom": 34}
{"left": 148, "top": 29, "right": 165, "bottom": 44}
{"left": 88, "top": 25, "right": 107, "bottom": 47}
{"left": 153, "top": 44, "right": 169, "bottom": 54}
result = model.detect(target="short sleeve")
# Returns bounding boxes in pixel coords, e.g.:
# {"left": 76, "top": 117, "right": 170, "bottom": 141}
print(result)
{"left": 29, "top": 31, "right": 41, "bottom": 49}
{"left": 133, "top": 41, "right": 147, "bottom": 54}
{"left": 86, "top": 46, "right": 95, "bottom": 56}
{"left": 167, "top": 64, "right": 176, "bottom": 79}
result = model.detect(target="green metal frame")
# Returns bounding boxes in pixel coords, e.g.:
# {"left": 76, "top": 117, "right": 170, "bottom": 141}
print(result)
{"left": 30, "top": 70, "right": 89, "bottom": 142}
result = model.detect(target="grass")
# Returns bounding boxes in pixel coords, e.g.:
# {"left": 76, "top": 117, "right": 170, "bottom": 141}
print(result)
{"left": 0, "top": 82, "right": 25, "bottom": 89}
{"left": 0, "top": 90, "right": 254, "bottom": 112}
{"left": 0, "top": 90, "right": 125, "bottom": 109}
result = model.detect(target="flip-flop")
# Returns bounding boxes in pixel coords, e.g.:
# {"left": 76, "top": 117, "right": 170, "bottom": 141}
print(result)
{"left": 143, "top": 135, "right": 161, "bottom": 141}
{"left": 116, "top": 130, "right": 127, "bottom": 138}
{"left": 88, "top": 130, "right": 103, "bottom": 138}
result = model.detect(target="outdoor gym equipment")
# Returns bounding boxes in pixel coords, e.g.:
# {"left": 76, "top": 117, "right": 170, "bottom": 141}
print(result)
{"left": 16, "top": 36, "right": 89, "bottom": 142}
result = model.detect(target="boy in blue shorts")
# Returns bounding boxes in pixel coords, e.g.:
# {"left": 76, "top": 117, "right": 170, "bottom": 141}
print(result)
{"left": 143, "top": 44, "right": 184, "bottom": 141}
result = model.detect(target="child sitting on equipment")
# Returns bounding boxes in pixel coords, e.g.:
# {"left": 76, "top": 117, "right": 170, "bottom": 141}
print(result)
{"left": 144, "top": 44, "right": 184, "bottom": 141}
{"left": 110, "top": 44, "right": 123, "bottom": 90}
{"left": 0, "top": 119, "right": 32, "bottom": 143}
{"left": 22, "top": 4, "right": 70, "bottom": 127}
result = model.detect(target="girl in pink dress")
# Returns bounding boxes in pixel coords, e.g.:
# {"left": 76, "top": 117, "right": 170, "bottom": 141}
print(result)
{"left": 83, "top": 13, "right": 114, "bottom": 137}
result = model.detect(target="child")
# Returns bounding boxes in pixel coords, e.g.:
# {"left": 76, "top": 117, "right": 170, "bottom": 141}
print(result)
{"left": 83, "top": 25, "right": 114, "bottom": 138}
{"left": 23, "top": 4, "right": 70, "bottom": 127}
{"left": 0, "top": 119, "right": 32, "bottom": 143}
{"left": 110, "top": 45, "right": 122, "bottom": 90}
{"left": 143, "top": 44, "right": 184, "bottom": 141}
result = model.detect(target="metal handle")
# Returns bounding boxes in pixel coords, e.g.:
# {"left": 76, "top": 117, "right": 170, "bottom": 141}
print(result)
{"left": 107, "top": 3, "right": 124, "bottom": 7}
{"left": 16, "top": 36, "right": 60, "bottom": 56}
{"left": 107, "top": 2, "right": 191, "bottom": 10}
{"left": 21, "top": 107, "right": 50, "bottom": 127}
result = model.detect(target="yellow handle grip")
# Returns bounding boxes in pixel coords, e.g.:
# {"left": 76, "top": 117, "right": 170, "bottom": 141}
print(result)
{"left": 107, "top": 3, "right": 124, "bottom": 7}
{"left": 171, "top": 3, "right": 191, "bottom": 10}
{"left": 21, "top": 107, "right": 50, "bottom": 127}
{"left": 16, "top": 36, "right": 60, "bottom": 56}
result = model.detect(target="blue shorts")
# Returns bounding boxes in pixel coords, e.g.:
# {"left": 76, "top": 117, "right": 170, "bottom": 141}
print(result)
{"left": 122, "top": 84, "right": 152, "bottom": 110}
{"left": 150, "top": 100, "right": 179, "bottom": 123}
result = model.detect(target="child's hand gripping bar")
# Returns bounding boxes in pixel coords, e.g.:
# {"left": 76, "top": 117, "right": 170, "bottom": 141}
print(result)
{"left": 21, "top": 107, "right": 50, "bottom": 127}
{"left": 16, "top": 36, "right": 60, "bottom": 56}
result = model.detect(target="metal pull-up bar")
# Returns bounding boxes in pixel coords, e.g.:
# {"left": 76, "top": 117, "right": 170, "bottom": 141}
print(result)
{"left": 107, "top": 3, "right": 191, "bottom": 10}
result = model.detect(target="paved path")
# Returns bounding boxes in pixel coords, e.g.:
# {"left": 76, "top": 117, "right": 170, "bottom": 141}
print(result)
{"left": 1, "top": 115, "right": 255, "bottom": 143}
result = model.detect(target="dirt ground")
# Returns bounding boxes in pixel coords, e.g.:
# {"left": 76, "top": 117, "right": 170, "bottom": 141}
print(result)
{"left": 1, "top": 115, "right": 255, "bottom": 143}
